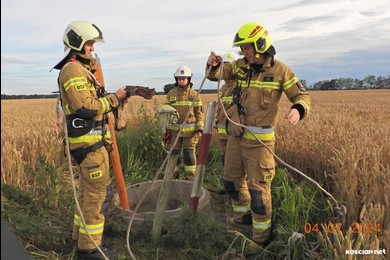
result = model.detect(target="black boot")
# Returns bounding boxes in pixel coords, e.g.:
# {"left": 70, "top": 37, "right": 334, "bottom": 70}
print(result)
{"left": 77, "top": 246, "right": 117, "bottom": 259}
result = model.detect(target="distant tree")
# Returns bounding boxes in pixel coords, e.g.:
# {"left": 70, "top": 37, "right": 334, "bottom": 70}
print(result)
{"left": 320, "top": 79, "right": 337, "bottom": 90}
{"left": 376, "top": 76, "right": 388, "bottom": 89}
{"left": 363, "top": 75, "right": 376, "bottom": 89}
{"left": 354, "top": 79, "right": 363, "bottom": 89}
{"left": 163, "top": 83, "right": 176, "bottom": 94}
{"left": 337, "top": 78, "right": 354, "bottom": 90}
{"left": 312, "top": 81, "right": 322, "bottom": 90}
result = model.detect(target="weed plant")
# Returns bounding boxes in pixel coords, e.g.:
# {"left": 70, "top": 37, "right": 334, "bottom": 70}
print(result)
{"left": 116, "top": 105, "right": 166, "bottom": 183}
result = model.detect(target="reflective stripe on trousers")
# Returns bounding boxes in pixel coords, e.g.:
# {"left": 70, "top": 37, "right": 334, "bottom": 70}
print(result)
{"left": 217, "top": 123, "right": 227, "bottom": 134}
{"left": 74, "top": 214, "right": 104, "bottom": 235}
{"left": 253, "top": 218, "right": 271, "bottom": 231}
{"left": 232, "top": 202, "right": 251, "bottom": 214}
{"left": 169, "top": 123, "right": 197, "bottom": 132}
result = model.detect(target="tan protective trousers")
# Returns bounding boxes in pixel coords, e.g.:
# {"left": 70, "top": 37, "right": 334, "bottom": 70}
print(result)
{"left": 72, "top": 146, "right": 111, "bottom": 251}
{"left": 213, "top": 128, "right": 228, "bottom": 166}
{"left": 216, "top": 137, "right": 228, "bottom": 156}
{"left": 168, "top": 131, "right": 198, "bottom": 179}
{"left": 224, "top": 136, "right": 276, "bottom": 243}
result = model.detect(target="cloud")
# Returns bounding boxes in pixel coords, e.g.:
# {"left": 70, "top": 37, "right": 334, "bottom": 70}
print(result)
{"left": 1, "top": 0, "right": 390, "bottom": 95}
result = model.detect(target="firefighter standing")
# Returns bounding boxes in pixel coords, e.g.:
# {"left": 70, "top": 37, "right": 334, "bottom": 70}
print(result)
{"left": 214, "top": 80, "right": 234, "bottom": 165}
{"left": 163, "top": 65, "right": 205, "bottom": 180}
{"left": 52, "top": 21, "right": 128, "bottom": 259}
{"left": 206, "top": 22, "right": 310, "bottom": 250}
{"left": 214, "top": 52, "right": 239, "bottom": 166}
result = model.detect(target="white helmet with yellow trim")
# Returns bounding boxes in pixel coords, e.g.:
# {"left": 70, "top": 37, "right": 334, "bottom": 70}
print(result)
{"left": 174, "top": 65, "right": 193, "bottom": 88}
{"left": 52, "top": 21, "right": 104, "bottom": 70}
{"left": 174, "top": 65, "right": 192, "bottom": 78}
{"left": 63, "top": 21, "right": 104, "bottom": 52}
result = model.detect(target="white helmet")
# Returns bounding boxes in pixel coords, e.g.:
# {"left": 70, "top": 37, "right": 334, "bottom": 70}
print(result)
{"left": 52, "top": 21, "right": 104, "bottom": 70}
{"left": 174, "top": 65, "right": 192, "bottom": 78}
{"left": 222, "top": 52, "right": 239, "bottom": 63}
{"left": 63, "top": 21, "right": 104, "bottom": 52}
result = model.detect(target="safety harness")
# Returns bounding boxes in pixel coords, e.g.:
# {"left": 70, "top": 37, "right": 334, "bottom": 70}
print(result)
{"left": 66, "top": 114, "right": 108, "bottom": 137}
{"left": 59, "top": 60, "right": 110, "bottom": 164}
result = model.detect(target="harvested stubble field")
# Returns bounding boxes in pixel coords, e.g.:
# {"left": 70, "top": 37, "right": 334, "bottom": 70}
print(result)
{"left": 1, "top": 89, "right": 389, "bottom": 255}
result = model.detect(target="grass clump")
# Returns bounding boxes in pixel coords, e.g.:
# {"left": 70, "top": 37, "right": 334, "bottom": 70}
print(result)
{"left": 160, "top": 207, "right": 234, "bottom": 259}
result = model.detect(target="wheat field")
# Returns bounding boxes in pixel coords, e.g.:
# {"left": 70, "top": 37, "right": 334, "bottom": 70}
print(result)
{"left": 1, "top": 90, "right": 389, "bottom": 252}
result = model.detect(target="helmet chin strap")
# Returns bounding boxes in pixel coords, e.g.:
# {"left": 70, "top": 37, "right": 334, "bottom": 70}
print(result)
{"left": 75, "top": 53, "right": 92, "bottom": 65}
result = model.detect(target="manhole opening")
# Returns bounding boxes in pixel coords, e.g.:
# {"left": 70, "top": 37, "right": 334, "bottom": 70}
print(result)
{"left": 115, "top": 180, "right": 211, "bottom": 224}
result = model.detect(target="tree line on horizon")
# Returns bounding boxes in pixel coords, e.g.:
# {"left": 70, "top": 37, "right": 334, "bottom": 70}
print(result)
{"left": 1, "top": 74, "right": 389, "bottom": 100}
{"left": 305, "top": 74, "right": 390, "bottom": 90}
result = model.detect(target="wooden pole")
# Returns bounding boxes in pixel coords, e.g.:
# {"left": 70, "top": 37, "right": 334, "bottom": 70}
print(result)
{"left": 151, "top": 153, "right": 179, "bottom": 245}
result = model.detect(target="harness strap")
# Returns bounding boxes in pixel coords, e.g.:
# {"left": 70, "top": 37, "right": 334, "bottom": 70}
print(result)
{"left": 66, "top": 115, "right": 108, "bottom": 128}
{"left": 70, "top": 141, "right": 105, "bottom": 164}
{"left": 66, "top": 114, "right": 108, "bottom": 137}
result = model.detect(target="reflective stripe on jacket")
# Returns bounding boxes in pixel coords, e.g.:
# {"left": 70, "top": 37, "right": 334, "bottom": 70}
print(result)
{"left": 58, "top": 61, "right": 119, "bottom": 149}
{"left": 163, "top": 86, "right": 204, "bottom": 136}
{"left": 207, "top": 56, "right": 310, "bottom": 132}
{"left": 215, "top": 80, "right": 235, "bottom": 139}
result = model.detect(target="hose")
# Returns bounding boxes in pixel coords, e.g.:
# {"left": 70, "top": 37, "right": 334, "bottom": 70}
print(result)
{"left": 215, "top": 61, "right": 347, "bottom": 224}
{"left": 125, "top": 67, "right": 213, "bottom": 259}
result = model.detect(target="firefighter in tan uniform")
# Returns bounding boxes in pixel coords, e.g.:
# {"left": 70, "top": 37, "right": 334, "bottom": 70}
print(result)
{"left": 214, "top": 52, "right": 239, "bottom": 166}
{"left": 163, "top": 65, "right": 204, "bottom": 180}
{"left": 214, "top": 79, "right": 234, "bottom": 165}
{"left": 206, "top": 22, "right": 310, "bottom": 250}
{"left": 52, "top": 21, "right": 128, "bottom": 260}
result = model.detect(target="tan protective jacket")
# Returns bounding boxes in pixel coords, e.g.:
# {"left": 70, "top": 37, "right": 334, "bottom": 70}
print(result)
{"left": 208, "top": 56, "right": 310, "bottom": 134}
{"left": 215, "top": 80, "right": 235, "bottom": 138}
{"left": 58, "top": 60, "right": 120, "bottom": 150}
{"left": 163, "top": 85, "right": 204, "bottom": 137}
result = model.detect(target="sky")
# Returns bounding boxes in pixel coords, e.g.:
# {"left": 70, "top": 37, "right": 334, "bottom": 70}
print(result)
{"left": 2, "top": 0, "right": 390, "bottom": 95}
